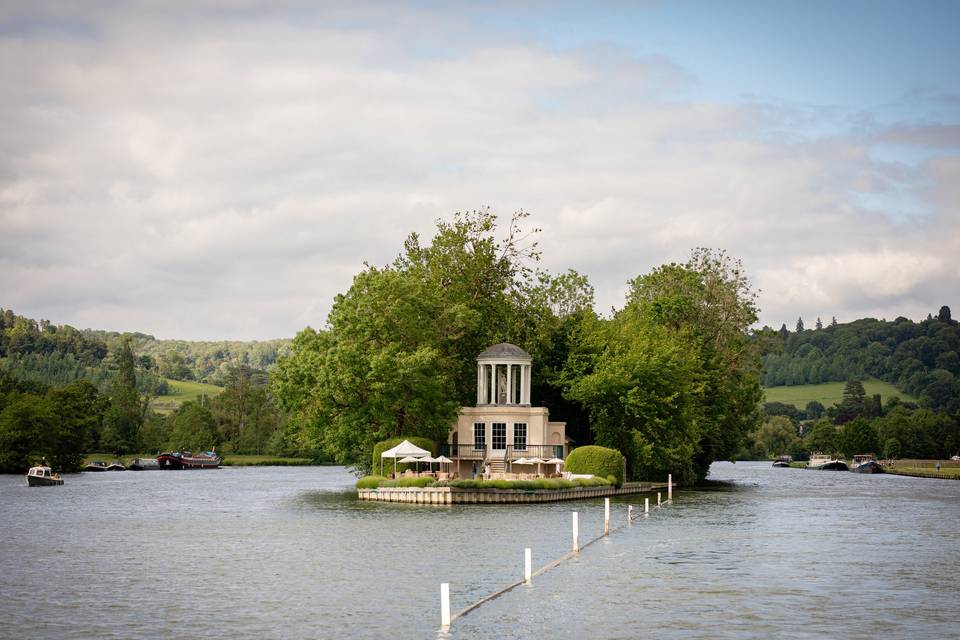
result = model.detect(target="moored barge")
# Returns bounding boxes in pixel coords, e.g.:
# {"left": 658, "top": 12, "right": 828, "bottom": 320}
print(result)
{"left": 157, "top": 450, "right": 221, "bottom": 470}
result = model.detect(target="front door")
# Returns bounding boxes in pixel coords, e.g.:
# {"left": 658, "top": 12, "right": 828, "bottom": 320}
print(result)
{"left": 492, "top": 423, "right": 506, "bottom": 451}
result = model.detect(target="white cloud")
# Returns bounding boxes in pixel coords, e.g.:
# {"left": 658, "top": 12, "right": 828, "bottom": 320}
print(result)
{"left": 0, "top": 2, "right": 957, "bottom": 339}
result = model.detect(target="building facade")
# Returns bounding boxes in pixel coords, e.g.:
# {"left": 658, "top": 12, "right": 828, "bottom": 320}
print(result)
{"left": 444, "top": 343, "right": 567, "bottom": 478}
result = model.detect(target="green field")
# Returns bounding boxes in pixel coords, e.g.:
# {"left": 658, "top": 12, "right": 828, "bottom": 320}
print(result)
{"left": 763, "top": 378, "right": 916, "bottom": 410}
{"left": 150, "top": 378, "right": 224, "bottom": 414}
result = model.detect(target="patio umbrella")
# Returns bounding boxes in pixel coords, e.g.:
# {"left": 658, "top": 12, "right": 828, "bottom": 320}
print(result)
{"left": 435, "top": 455, "right": 453, "bottom": 473}
{"left": 527, "top": 457, "right": 546, "bottom": 475}
{"left": 546, "top": 457, "right": 564, "bottom": 475}
{"left": 398, "top": 455, "right": 424, "bottom": 474}
{"left": 510, "top": 457, "right": 528, "bottom": 473}
{"left": 419, "top": 455, "right": 437, "bottom": 473}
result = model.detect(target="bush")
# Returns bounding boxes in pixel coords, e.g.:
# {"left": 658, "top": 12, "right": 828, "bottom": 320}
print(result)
{"left": 565, "top": 445, "right": 624, "bottom": 486}
{"left": 355, "top": 475, "right": 437, "bottom": 489}
{"left": 356, "top": 475, "right": 387, "bottom": 489}
{"left": 370, "top": 436, "right": 437, "bottom": 477}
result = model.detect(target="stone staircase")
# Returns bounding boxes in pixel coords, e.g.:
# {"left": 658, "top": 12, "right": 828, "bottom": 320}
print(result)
{"left": 486, "top": 450, "right": 507, "bottom": 476}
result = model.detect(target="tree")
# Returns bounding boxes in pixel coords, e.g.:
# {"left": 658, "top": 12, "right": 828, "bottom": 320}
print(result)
{"left": 778, "top": 324, "right": 789, "bottom": 341}
{"left": 805, "top": 400, "right": 825, "bottom": 420}
{"left": 938, "top": 306, "right": 952, "bottom": 323}
{"left": 101, "top": 336, "right": 145, "bottom": 454}
{"left": 830, "top": 316, "right": 838, "bottom": 327}
{"left": 754, "top": 416, "right": 800, "bottom": 458}
{"left": 45, "top": 380, "right": 107, "bottom": 471}
{"left": 836, "top": 380, "right": 867, "bottom": 424}
{"left": 564, "top": 311, "right": 700, "bottom": 483}
{"left": 602, "top": 248, "right": 763, "bottom": 481}
{"left": 272, "top": 210, "right": 542, "bottom": 465}
{"left": 809, "top": 418, "right": 838, "bottom": 454}
{"left": 166, "top": 402, "right": 219, "bottom": 451}
{"left": 838, "top": 417, "right": 879, "bottom": 457}
{"left": 0, "top": 394, "right": 55, "bottom": 472}
{"left": 796, "top": 317, "right": 805, "bottom": 332}
{"left": 815, "top": 317, "right": 823, "bottom": 330}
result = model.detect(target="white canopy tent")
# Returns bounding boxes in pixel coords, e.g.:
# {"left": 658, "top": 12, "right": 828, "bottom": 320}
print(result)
{"left": 380, "top": 440, "right": 430, "bottom": 476}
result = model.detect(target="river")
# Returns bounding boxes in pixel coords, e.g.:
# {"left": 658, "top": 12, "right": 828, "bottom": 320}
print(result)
{"left": 1, "top": 462, "right": 957, "bottom": 639}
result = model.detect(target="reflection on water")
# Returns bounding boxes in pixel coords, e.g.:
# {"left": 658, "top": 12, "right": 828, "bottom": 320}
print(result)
{"left": 1, "top": 463, "right": 958, "bottom": 639}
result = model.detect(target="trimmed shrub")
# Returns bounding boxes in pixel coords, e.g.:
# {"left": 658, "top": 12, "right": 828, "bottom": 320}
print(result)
{"left": 565, "top": 445, "right": 624, "bottom": 486}
{"left": 371, "top": 436, "right": 437, "bottom": 477}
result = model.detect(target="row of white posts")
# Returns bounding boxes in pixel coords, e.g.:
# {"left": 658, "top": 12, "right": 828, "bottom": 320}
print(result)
{"left": 440, "top": 474, "right": 673, "bottom": 629}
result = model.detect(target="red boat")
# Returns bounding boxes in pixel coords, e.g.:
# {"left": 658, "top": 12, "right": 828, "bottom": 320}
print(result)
{"left": 157, "top": 450, "right": 221, "bottom": 470}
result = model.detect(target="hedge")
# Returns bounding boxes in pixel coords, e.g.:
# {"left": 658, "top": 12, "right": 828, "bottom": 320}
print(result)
{"left": 564, "top": 445, "right": 624, "bottom": 487}
{"left": 371, "top": 436, "right": 437, "bottom": 477}
{"left": 355, "top": 476, "right": 612, "bottom": 490}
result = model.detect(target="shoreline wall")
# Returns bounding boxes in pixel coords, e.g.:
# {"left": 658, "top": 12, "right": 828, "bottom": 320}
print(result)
{"left": 357, "top": 481, "right": 669, "bottom": 504}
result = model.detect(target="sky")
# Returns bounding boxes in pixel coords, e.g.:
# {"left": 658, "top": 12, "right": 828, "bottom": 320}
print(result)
{"left": 1, "top": 0, "right": 958, "bottom": 340}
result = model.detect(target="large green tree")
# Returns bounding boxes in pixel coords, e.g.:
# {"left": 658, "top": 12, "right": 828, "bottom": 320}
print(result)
{"left": 101, "top": 337, "right": 147, "bottom": 454}
{"left": 272, "top": 210, "right": 544, "bottom": 467}
{"left": 621, "top": 249, "right": 764, "bottom": 480}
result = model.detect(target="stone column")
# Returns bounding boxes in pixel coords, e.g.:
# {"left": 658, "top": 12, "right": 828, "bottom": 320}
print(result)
{"left": 506, "top": 363, "right": 513, "bottom": 405}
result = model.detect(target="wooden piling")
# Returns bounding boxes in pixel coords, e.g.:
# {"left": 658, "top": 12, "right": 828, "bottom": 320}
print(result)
{"left": 604, "top": 498, "right": 610, "bottom": 536}
{"left": 628, "top": 504, "right": 633, "bottom": 524}
{"left": 645, "top": 497, "right": 649, "bottom": 514}
{"left": 668, "top": 473, "right": 672, "bottom": 502}
{"left": 524, "top": 548, "right": 532, "bottom": 583}
{"left": 440, "top": 583, "right": 451, "bottom": 629}
{"left": 572, "top": 511, "right": 579, "bottom": 552}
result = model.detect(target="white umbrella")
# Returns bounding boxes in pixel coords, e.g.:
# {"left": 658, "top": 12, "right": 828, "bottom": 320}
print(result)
{"left": 513, "top": 457, "right": 530, "bottom": 465}
{"left": 527, "top": 457, "right": 546, "bottom": 475}
{"left": 398, "top": 455, "right": 424, "bottom": 474}
{"left": 419, "top": 455, "right": 437, "bottom": 473}
{"left": 546, "top": 457, "right": 564, "bottom": 475}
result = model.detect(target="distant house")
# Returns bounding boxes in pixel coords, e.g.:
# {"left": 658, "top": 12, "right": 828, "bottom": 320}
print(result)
{"left": 444, "top": 343, "right": 567, "bottom": 479}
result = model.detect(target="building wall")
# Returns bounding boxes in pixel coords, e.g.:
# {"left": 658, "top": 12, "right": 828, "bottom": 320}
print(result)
{"left": 449, "top": 406, "right": 565, "bottom": 449}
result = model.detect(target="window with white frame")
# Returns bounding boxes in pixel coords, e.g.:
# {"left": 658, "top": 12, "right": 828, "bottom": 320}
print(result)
{"left": 492, "top": 423, "right": 506, "bottom": 450}
{"left": 513, "top": 423, "right": 527, "bottom": 450}
{"left": 473, "top": 423, "right": 485, "bottom": 451}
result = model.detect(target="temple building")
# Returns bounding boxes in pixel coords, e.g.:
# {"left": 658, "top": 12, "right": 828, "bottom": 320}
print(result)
{"left": 443, "top": 343, "right": 567, "bottom": 478}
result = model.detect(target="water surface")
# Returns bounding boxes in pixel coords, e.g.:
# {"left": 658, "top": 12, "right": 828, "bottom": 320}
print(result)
{"left": 1, "top": 462, "right": 957, "bottom": 639}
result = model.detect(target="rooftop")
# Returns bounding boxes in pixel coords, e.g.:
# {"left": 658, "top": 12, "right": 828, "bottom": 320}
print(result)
{"left": 477, "top": 342, "right": 531, "bottom": 360}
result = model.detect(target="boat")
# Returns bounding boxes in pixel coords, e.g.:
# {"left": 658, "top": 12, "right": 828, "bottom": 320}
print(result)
{"left": 806, "top": 453, "right": 848, "bottom": 471}
{"left": 26, "top": 465, "right": 64, "bottom": 486}
{"left": 157, "top": 450, "right": 221, "bottom": 470}
{"left": 106, "top": 461, "right": 126, "bottom": 471}
{"left": 850, "top": 454, "right": 883, "bottom": 474}
{"left": 85, "top": 460, "right": 108, "bottom": 472}
{"left": 128, "top": 457, "right": 161, "bottom": 471}
{"left": 772, "top": 455, "right": 793, "bottom": 468}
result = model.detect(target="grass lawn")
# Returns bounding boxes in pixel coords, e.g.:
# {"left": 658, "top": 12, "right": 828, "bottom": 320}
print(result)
{"left": 763, "top": 378, "right": 916, "bottom": 410}
{"left": 220, "top": 455, "right": 315, "bottom": 466}
{"left": 150, "top": 378, "right": 224, "bottom": 414}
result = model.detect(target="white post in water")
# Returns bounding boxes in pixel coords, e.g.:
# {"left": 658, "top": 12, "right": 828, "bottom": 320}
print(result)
{"left": 440, "top": 583, "right": 451, "bottom": 629}
{"left": 658, "top": 492, "right": 661, "bottom": 507}
{"left": 524, "top": 548, "right": 532, "bottom": 583}
{"left": 645, "top": 497, "right": 649, "bottom": 514}
{"left": 604, "top": 497, "right": 610, "bottom": 536}
{"left": 572, "top": 511, "right": 580, "bottom": 552}
{"left": 628, "top": 504, "right": 634, "bottom": 524}
{"left": 668, "top": 474, "right": 673, "bottom": 502}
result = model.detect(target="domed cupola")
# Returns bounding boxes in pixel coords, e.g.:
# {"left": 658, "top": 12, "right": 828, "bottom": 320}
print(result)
{"left": 476, "top": 343, "right": 532, "bottom": 406}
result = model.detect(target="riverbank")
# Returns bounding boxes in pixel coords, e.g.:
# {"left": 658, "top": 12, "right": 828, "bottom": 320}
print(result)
{"left": 884, "top": 466, "right": 960, "bottom": 479}
{"left": 82, "top": 453, "right": 318, "bottom": 467}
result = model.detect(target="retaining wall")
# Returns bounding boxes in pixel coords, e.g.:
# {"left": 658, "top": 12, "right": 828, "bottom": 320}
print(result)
{"left": 357, "top": 481, "right": 669, "bottom": 504}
